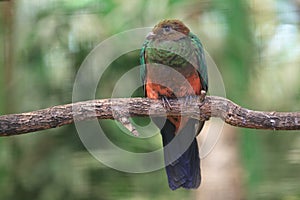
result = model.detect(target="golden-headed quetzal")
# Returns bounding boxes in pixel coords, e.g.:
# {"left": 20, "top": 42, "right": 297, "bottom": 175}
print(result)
{"left": 140, "top": 19, "right": 208, "bottom": 190}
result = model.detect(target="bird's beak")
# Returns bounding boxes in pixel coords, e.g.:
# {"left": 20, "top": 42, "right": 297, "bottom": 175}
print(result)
{"left": 146, "top": 32, "right": 156, "bottom": 39}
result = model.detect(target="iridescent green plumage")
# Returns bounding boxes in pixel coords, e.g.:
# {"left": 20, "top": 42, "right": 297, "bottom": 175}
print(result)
{"left": 140, "top": 27, "right": 208, "bottom": 93}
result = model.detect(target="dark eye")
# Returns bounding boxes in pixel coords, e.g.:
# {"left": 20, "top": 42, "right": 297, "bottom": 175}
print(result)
{"left": 163, "top": 25, "right": 172, "bottom": 32}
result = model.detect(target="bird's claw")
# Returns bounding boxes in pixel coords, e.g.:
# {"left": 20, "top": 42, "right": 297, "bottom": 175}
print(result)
{"left": 184, "top": 95, "right": 194, "bottom": 107}
{"left": 162, "top": 96, "right": 172, "bottom": 111}
{"left": 199, "top": 90, "right": 206, "bottom": 103}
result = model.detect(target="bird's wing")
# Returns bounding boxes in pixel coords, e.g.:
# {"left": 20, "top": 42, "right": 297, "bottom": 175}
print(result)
{"left": 189, "top": 32, "right": 208, "bottom": 135}
{"left": 189, "top": 32, "right": 208, "bottom": 92}
{"left": 139, "top": 39, "right": 149, "bottom": 96}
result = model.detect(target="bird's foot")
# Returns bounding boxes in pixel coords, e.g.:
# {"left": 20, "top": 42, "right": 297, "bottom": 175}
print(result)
{"left": 199, "top": 90, "right": 206, "bottom": 103}
{"left": 184, "top": 95, "right": 194, "bottom": 107}
{"left": 161, "top": 96, "right": 172, "bottom": 111}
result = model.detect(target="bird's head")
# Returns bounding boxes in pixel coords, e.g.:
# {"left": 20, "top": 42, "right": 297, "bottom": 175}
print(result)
{"left": 147, "top": 19, "right": 190, "bottom": 40}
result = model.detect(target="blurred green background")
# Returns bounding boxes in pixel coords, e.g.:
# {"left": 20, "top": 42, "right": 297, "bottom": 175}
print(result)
{"left": 1, "top": 0, "right": 300, "bottom": 199}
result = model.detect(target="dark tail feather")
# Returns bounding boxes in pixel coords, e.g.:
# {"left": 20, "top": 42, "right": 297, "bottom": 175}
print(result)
{"left": 160, "top": 119, "right": 201, "bottom": 190}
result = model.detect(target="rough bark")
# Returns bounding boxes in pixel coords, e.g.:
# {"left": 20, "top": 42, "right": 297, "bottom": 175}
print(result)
{"left": 0, "top": 96, "right": 300, "bottom": 136}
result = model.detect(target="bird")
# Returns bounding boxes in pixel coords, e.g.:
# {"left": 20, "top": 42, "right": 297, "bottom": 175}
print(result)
{"left": 140, "top": 19, "right": 208, "bottom": 190}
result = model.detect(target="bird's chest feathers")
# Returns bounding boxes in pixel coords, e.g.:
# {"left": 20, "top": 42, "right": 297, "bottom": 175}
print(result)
{"left": 146, "top": 38, "right": 194, "bottom": 67}
{"left": 145, "top": 38, "right": 201, "bottom": 98}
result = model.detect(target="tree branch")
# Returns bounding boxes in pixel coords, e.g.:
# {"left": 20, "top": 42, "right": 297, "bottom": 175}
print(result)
{"left": 0, "top": 96, "right": 300, "bottom": 136}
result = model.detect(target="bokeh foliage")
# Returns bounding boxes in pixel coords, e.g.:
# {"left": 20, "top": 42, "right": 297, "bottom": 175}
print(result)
{"left": 1, "top": 0, "right": 300, "bottom": 199}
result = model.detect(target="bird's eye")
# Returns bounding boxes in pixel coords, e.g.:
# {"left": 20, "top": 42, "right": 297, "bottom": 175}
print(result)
{"left": 163, "top": 25, "right": 172, "bottom": 32}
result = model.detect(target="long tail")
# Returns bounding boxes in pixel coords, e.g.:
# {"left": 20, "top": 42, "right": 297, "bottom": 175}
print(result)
{"left": 160, "top": 119, "right": 201, "bottom": 190}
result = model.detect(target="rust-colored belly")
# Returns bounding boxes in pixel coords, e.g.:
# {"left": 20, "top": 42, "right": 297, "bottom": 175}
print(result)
{"left": 145, "top": 64, "right": 202, "bottom": 132}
